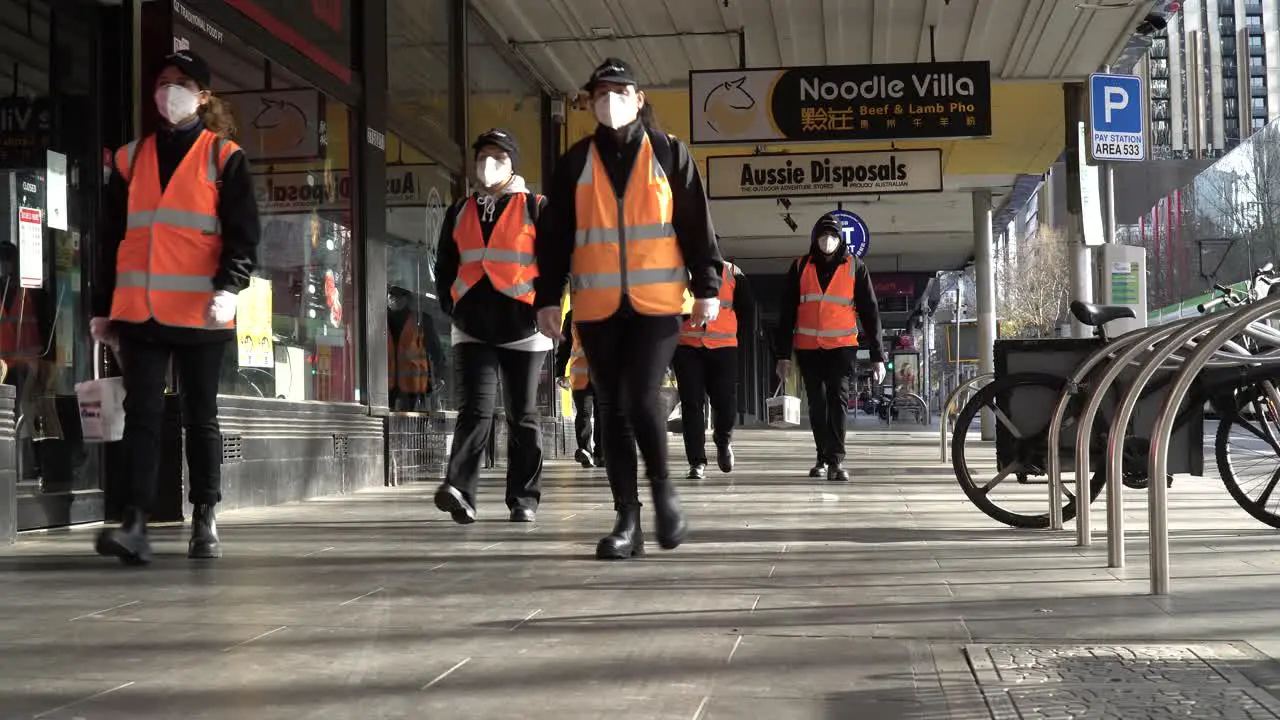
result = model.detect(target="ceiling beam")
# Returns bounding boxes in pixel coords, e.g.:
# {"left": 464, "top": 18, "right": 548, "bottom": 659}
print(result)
{"left": 1103, "top": 1, "right": 1157, "bottom": 69}
{"left": 718, "top": 0, "right": 745, "bottom": 66}
{"left": 1001, "top": 0, "right": 1047, "bottom": 79}
{"left": 476, "top": 0, "right": 579, "bottom": 92}
{"left": 657, "top": 0, "right": 702, "bottom": 73}
{"left": 821, "top": 0, "right": 840, "bottom": 66}
{"left": 963, "top": 0, "right": 997, "bottom": 63}
{"left": 604, "top": 0, "right": 666, "bottom": 89}
{"left": 917, "top": 0, "right": 947, "bottom": 63}
{"left": 1049, "top": 4, "right": 1092, "bottom": 79}
{"left": 872, "top": 0, "right": 890, "bottom": 63}
{"left": 769, "top": 0, "right": 795, "bottom": 67}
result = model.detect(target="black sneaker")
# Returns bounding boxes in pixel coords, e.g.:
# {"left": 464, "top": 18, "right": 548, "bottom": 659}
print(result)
{"left": 686, "top": 464, "right": 706, "bottom": 480}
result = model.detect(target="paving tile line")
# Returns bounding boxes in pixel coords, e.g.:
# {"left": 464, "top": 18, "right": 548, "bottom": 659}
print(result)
{"left": 69, "top": 600, "right": 140, "bottom": 623}
{"left": 31, "top": 680, "right": 136, "bottom": 719}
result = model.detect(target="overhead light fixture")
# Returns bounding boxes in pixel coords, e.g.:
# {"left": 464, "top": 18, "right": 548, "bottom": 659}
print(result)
{"left": 591, "top": 27, "right": 615, "bottom": 38}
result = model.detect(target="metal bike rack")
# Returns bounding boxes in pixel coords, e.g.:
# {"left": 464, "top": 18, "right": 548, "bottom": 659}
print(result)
{"left": 1064, "top": 313, "right": 1213, "bottom": 543}
{"left": 1045, "top": 329, "right": 1155, "bottom": 530}
{"left": 939, "top": 373, "right": 994, "bottom": 462}
{"left": 1148, "top": 292, "right": 1280, "bottom": 595}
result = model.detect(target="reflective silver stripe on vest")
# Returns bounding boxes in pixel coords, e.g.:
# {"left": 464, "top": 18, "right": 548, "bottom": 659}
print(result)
{"left": 574, "top": 222, "right": 674, "bottom": 248}
{"left": 570, "top": 366, "right": 589, "bottom": 375}
{"left": 504, "top": 280, "right": 535, "bottom": 298}
{"left": 572, "top": 266, "right": 686, "bottom": 290}
{"left": 458, "top": 248, "right": 536, "bottom": 264}
{"left": 119, "top": 140, "right": 140, "bottom": 178}
{"left": 683, "top": 331, "right": 735, "bottom": 339}
{"left": 116, "top": 270, "right": 214, "bottom": 293}
{"left": 799, "top": 292, "right": 854, "bottom": 306}
{"left": 795, "top": 327, "right": 856, "bottom": 337}
{"left": 451, "top": 277, "right": 471, "bottom": 297}
{"left": 207, "top": 137, "right": 241, "bottom": 182}
{"left": 126, "top": 208, "right": 220, "bottom": 234}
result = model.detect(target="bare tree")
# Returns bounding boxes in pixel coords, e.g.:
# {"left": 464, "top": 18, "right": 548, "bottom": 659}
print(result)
{"left": 997, "top": 225, "right": 1072, "bottom": 338}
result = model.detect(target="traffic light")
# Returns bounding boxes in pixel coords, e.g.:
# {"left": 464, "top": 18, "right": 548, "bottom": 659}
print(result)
{"left": 885, "top": 360, "right": 895, "bottom": 371}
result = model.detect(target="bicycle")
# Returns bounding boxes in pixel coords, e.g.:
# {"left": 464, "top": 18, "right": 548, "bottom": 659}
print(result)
{"left": 950, "top": 264, "right": 1280, "bottom": 529}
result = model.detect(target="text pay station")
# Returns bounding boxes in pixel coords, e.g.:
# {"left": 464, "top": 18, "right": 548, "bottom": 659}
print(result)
{"left": 1088, "top": 73, "right": 1145, "bottom": 163}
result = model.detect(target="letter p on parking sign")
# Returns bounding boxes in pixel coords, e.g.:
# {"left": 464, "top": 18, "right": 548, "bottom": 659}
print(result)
{"left": 1089, "top": 73, "right": 1145, "bottom": 163}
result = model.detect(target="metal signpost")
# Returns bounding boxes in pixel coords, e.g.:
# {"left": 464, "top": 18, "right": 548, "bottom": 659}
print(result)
{"left": 1087, "top": 72, "right": 1145, "bottom": 243}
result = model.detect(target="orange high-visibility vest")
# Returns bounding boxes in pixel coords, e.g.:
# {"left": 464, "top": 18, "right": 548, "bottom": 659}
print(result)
{"left": 571, "top": 133, "right": 693, "bottom": 322}
{"left": 679, "top": 262, "right": 738, "bottom": 349}
{"left": 450, "top": 194, "right": 538, "bottom": 305}
{"left": 110, "top": 130, "right": 242, "bottom": 329}
{"left": 794, "top": 258, "right": 859, "bottom": 351}
{"left": 0, "top": 290, "right": 41, "bottom": 367}
{"left": 387, "top": 316, "right": 431, "bottom": 394}
{"left": 568, "top": 323, "right": 590, "bottom": 390}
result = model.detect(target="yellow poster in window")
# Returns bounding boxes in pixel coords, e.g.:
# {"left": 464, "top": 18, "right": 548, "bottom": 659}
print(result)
{"left": 236, "top": 277, "right": 274, "bottom": 369}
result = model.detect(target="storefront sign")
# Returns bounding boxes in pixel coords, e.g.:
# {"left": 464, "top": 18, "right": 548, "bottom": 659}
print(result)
{"left": 173, "top": 1, "right": 224, "bottom": 44}
{"left": 828, "top": 209, "right": 869, "bottom": 258}
{"left": 0, "top": 98, "right": 51, "bottom": 169}
{"left": 17, "top": 207, "right": 43, "bottom": 289}
{"left": 224, "top": 0, "right": 351, "bottom": 83}
{"left": 254, "top": 164, "right": 441, "bottom": 214}
{"left": 222, "top": 89, "right": 323, "bottom": 162}
{"left": 690, "top": 62, "right": 992, "bottom": 145}
{"left": 706, "top": 149, "right": 943, "bottom": 199}
{"left": 236, "top": 277, "right": 274, "bottom": 369}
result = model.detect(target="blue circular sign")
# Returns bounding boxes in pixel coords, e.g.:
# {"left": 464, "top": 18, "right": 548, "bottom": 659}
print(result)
{"left": 827, "top": 210, "right": 870, "bottom": 258}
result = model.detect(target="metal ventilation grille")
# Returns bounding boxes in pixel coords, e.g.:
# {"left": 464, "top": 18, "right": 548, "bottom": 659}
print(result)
{"left": 222, "top": 434, "right": 244, "bottom": 464}
{"left": 333, "top": 434, "right": 349, "bottom": 459}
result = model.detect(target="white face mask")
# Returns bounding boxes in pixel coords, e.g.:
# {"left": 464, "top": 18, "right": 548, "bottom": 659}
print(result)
{"left": 817, "top": 233, "right": 842, "bottom": 255}
{"left": 476, "top": 156, "right": 512, "bottom": 189}
{"left": 594, "top": 91, "right": 639, "bottom": 130}
{"left": 155, "top": 84, "right": 201, "bottom": 124}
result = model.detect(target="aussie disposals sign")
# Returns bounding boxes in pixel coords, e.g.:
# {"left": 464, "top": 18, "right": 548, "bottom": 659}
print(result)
{"left": 705, "top": 149, "right": 944, "bottom": 200}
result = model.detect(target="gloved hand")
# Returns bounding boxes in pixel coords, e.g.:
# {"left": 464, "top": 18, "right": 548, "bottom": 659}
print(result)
{"left": 872, "top": 361, "right": 887, "bottom": 386}
{"left": 89, "top": 317, "right": 117, "bottom": 348}
{"left": 536, "top": 306, "right": 563, "bottom": 340}
{"left": 775, "top": 358, "right": 792, "bottom": 381}
{"left": 691, "top": 297, "right": 720, "bottom": 326}
{"left": 556, "top": 376, "right": 570, "bottom": 389}
{"left": 207, "top": 290, "right": 238, "bottom": 327}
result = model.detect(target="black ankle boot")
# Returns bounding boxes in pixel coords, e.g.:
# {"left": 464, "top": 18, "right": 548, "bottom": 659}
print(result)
{"left": 651, "top": 479, "right": 688, "bottom": 551}
{"left": 595, "top": 505, "right": 645, "bottom": 560}
{"left": 95, "top": 508, "right": 152, "bottom": 566}
{"left": 188, "top": 504, "right": 222, "bottom": 559}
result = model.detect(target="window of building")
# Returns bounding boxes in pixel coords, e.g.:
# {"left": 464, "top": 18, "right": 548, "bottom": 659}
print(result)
{"left": 1251, "top": 56, "right": 1266, "bottom": 72}
{"left": 1150, "top": 58, "right": 1169, "bottom": 79}
{"left": 1252, "top": 76, "right": 1267, "bottom": 95}
{"left": 1153, "top": 101, "right": 1171, "bottom": 120}
{"left": 1219, "top": 16, "right": 1234, "bottom": 33}
{"left": 1254, "top": 117, "right": 1268, "bottom": 130}
{"left": 1223, "top": 36, "right": 1237, "bottom": 55}
{"left": 1226, "top": 97, "right": 1239, "bottom": 118}
{"left": 385, "top": 135, "right": 453, "bottom": 411}
{"left": 1151, "top": 37, "right": 1168, "bottom": 58}
{"left": 1249, "top": 35, "right": 1265, "bottom": 54}
{"left": 467, "top": 14, "right": 544, "bottom": 190}
{"left": 175, "top": 9, "right": 361, "bottom": 402}
{"left": 1253, "top": 97, "right": 1268, "bottom": 116}
{"left": 1248, "top": 15, "right": 1264, "bottom": 30}
{"left": 388, "top": 0, "right": 450, "bottom": 138}
{"left": 1150, "top": 78, "right": 1170, "bottom": 99}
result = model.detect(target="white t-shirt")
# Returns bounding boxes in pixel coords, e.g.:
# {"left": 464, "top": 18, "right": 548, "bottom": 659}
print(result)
{"left": 451, "top": 325, "right": 553, "bottom": 352}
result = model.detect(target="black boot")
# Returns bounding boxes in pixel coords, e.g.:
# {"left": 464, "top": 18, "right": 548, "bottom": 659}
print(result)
{"left": 827, "top": 464, "right": 850, "bottom": 482}
{"left": 95, "top": 508, "right": 152, "bottom": 566}
{"left": 651, "top": 479, "right": 688, "bottom": 551}
{"left": 686, "top": 463, "right": 706, "bottom": 480}
{"left": 809, "top": 461, "right": 827, "bottom": 478}
{"left": 595, "top": 506, "right": 645, "bottom": 560}
{"left": 189, "top": 504, "right": 222, "bottom": 559}
{"left": 716, "top": 441, "right": 735, "bottom": 473}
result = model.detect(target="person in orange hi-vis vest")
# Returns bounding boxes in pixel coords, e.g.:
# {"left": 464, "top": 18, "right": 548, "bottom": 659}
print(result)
{"left": 431, "top": 129, "right": 550, "bottom": 525}
{"left": 89, "top": 51, "right": 259, "bottom": 566}
{"left": 534, "top": 58, "right": 725, "bottom": 561}
{"left": 673, "top": 257, "right": 755, "bottom": 480}
{"left": 774, "top": 214, "right": 885, "bottom": 483}
{"left": 553, "top": 309, "right": 603, "bottom": 468}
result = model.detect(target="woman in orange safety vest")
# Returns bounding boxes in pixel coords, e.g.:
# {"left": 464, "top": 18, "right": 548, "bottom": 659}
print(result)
{"left": 673, "top": 258, "right": 754, "bottom": 480}
{"left": 774, "top": 214, "right": 885, "bottom": 483}
{"left": 554, "top": 309, "right": 602, "bottom": 468}
{"left": 432, "top": 129, "right": 549, "bottom": 526}
{"left": 534, "top": 58, "right": 725, "bottom": 561}
{"left": 89, "top": 51, "right": 259, "bottom": 566}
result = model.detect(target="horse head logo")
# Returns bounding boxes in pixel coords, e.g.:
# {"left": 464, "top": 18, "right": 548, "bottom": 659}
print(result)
{"left": 702, "top": 77, "right": 756, "bottom": 137}
{"left": 251, "top": 96, "right": 309, "bottom": 156}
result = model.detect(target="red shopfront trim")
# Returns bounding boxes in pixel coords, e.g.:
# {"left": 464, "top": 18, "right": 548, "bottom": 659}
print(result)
{"left": 224, "top": 0, "right": 352, "bottom": 84}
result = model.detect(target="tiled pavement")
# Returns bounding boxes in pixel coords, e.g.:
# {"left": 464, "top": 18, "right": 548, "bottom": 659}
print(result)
{"left": 5, "top": 420, "right": 1280, "bottom": 718}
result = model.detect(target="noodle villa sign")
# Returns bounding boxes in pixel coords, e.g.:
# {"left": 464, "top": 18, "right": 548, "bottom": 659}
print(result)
{"left": 705, "top": 149, "right": 944, "bottom": 200}
{"left": 689, "top": 61, "right": 992, "bottom": 145}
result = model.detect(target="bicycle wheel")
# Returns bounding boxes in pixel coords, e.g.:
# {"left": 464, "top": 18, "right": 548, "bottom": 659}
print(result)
{"left": 951, "top": 372, "right": 1106, "bottom": 529}
{"left": 1216, "top": 383, "right": 1280, "bottom": 529}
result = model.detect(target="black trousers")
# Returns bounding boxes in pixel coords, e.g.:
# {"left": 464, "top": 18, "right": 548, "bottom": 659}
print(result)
{"left": 671, "top": 345, "right": 738, "bottom": 466}
{"left": 576, "top": 311, "right": 682, "bottom": 509}
{"left": 571, "top": 386, "right": 602, "bottom": 461}
{"left": 796, "top": 348, "right": 854, "bottom": 466}
{"left": 445, "top": 342, "right": 545, "bottom": 511}
{"left": 119, "top": 335, "right": 228, "bottom": 512}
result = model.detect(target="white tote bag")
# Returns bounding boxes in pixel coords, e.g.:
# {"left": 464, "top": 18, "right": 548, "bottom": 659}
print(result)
{"left": 766, "top": 382, "right": 801, "bottom": 428}
{"left": 76, "top": 342, "right": 126, "bottom": 443}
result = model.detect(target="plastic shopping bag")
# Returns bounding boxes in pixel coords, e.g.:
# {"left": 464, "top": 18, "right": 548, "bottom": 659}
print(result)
{"left": 76, "top": 376, "right": 126, "bottom": 443}
{"left": 766, "top": 382, "right": 801, "bottom": 428}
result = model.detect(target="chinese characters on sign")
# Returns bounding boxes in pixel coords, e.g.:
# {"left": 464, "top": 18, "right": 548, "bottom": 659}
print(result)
{"left": 690, "top": 62, "right": 993, "bottom": 145}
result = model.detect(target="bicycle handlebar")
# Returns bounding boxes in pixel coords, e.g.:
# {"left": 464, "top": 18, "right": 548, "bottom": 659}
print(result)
{"left": 1199, "top": 297, "right": 1227, "bottom": 313}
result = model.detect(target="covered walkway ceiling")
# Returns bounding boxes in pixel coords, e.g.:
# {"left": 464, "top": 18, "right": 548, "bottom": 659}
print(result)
{"left": 472, "top": 0, "right": 1182, "bottom": 276}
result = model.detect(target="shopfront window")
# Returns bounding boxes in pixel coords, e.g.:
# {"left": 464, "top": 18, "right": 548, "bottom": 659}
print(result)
{"left": 385, "top": 134, "right": 452, "bottom": 411}
{"left": 175, "top": 5, "right": 360, "bottom": 402}
{"left": 468, "top": 15, "right": 543, "bottom": 190}
{"left": 388, "top": 0, "right": 451, "bottom": 138}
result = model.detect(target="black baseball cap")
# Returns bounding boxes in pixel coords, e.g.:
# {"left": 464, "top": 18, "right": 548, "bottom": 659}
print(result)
{"left": 160, "top": 50, "right": 212, "bottom": 89}
{"left": 812, "top": 213, "right": 842, "bottom": 240}
{"left": 472, "top": 128, "right": 520, "bottom": 170}
{"left": 583, "top": 57, "right": 638, "bottom": 92}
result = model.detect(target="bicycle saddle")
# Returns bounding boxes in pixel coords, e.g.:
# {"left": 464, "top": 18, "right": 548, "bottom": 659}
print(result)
{"left": 1069, "top": 300, "right": 1135, "bottom": 327}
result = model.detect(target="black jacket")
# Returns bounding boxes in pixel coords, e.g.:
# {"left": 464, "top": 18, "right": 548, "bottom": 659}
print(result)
{"left": 95, "top": 119, "right": 260, "bottom": 343}
{"left": 554, "top": 310, "right": 575, "bottom": 377}
{"left": 433, "top": 188, "right": 549, "bottom": 345}
{"left": 773, "top": 233, "right": 884, "bottom": 362}
{"left": 533, "top": 120, "right": 723, "bottom": 311}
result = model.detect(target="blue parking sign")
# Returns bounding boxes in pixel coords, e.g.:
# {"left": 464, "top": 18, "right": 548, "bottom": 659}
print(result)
{"left": 1089, "top": 73, "right": 1145, "bottom": 162}
{"left": 827, "top": 209, "right": 870, "bottom": 258}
